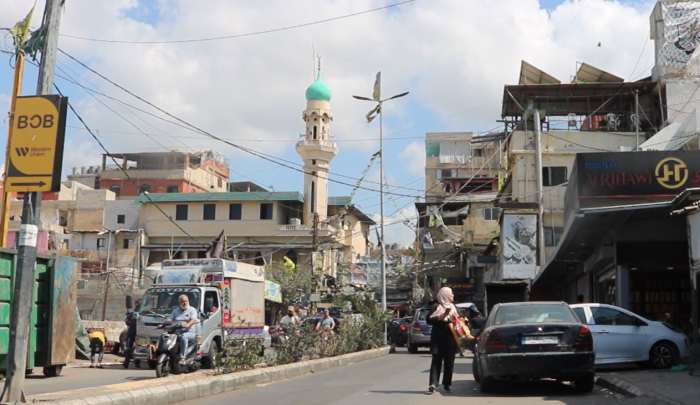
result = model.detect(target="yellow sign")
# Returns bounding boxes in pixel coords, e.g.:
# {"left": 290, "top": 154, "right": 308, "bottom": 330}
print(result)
{"left": 655, "top": 157, "right": 688, "bottom": 189}
{"left": 7, "top": 95, "right": 67, "bottom": 192}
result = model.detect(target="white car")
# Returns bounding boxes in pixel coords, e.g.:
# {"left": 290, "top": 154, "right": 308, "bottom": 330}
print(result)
{"left": 570, "top": 303, "right": 690, "bottom": 368}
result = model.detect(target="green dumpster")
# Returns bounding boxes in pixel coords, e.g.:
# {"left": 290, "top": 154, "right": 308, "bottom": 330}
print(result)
{"left": 0, "top": 249, "right": 77, "bottom": 378}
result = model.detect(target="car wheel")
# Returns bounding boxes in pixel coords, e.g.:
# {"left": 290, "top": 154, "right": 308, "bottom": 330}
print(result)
{"left": 649, "top": 342, "right": 676, "bottom": 369}
{"left": 574, "top": 375, "right": 594, "bottom": 393}
{"left": 472, "top": 358, "right": 481, "bottom": 383}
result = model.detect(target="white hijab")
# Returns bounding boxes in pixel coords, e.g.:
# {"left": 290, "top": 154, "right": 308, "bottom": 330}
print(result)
{"left": 430, "top": 287, "right": 459, "bottom": 321}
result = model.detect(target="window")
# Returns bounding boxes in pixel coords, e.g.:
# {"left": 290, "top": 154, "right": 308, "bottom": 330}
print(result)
{"left": 97, "top": 238, "right": 106, "bottom": 249}
{"left": 544, "top": 227, "right": 564, "bottom": 247}
{"left": 139, "top": 184, "right": 152, "bottom": 194}
{"left": 573, "top": 307, "right": 587, "bottom": 324}
{"left": 166, "top": 185, "right": 179, "bottom": 193}
{"left": 204, "top": 290, "right": 220, "bottom": 314}
{"left": 229, "top": 204, "right": 242, "bottom": 220}
{"left": 543, "top": 167, "right": 567, "bottom": 187}
{"left": 590, "top": 307, "right": 637, "bottom": 326}
{"left": 426, "top": 142, "right": 440, "bottom": 157}
{"left": 483, "top": 207, "right": 498, "bottom": 221}
{"left": 312, "top": 159, "right": 316, "bottom": 165}
{"left": 123, "top": 239, "right": 134, "bottom": 249}
{"left": 311, "top": 181, "right": 316, "bottom": 213}
{"left": 473, "top": 148, "right": 483, "bottom": 157}
{"left": 109, "top": 185, "right": 121, "bottom": 197}
{"left": 260, "top": 203, "right": 273, "bottom": 220}
{"left": 175, "top": 204, "right": 188, "bottom": 221}
{"left": 313, "top": 126, "right": 317, "bottom": 140}
{"left": 436, "top": 169, "right": 457, "bottom": 180}
{"left": 217, "top": 178, "right": 223, "bottom": 188}
{"left": 203, "top": 204, "right": 216, "bottom": 220}
{"left": 117, "top": 214, "right": 125, "bottom": 224}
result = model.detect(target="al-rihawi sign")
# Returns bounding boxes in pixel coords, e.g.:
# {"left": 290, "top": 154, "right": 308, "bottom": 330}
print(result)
{"left": 576, "top": 150, "right": 700, "bottom": 198}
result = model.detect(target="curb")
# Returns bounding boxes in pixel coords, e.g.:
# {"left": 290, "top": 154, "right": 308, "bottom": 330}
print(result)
{"left": 22, "top": 347, "right": 390, "bottom": 405}
{"left": 595, "top": 375, "right": 686, "bottom": 405}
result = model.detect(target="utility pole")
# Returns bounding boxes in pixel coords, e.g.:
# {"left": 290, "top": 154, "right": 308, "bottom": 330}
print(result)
{"left": 533, "top": 109, "right": 546, "bottom": 272}
{"left": 634, "top": 90, "right": 640, "bottom": 150}
{"left": 353, "top": 75, "right": 409, "bottom": 346}
{"left": 2, "top": 1, "right": 63, "bottom": 402}
{"left": 0, "top": 53, "right": 26, "bottom": 248}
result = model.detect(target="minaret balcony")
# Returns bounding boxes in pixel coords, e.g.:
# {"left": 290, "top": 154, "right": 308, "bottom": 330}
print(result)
{"left": 296, "top": 139, "right": 339, "bottom": 161}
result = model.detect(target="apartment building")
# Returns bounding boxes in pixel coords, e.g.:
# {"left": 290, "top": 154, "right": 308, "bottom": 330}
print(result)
{"left": 484, "top": 60, "right": 663, "bottom": 294}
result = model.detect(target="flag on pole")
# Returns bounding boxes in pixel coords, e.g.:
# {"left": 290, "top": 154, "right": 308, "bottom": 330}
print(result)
{"left": 10, "top": 2, "right": 36, "bottom": 49}
{"left": 372, "top": 72, "right": 381, "bottom": 101}
{"left": 366, "top": 104, "right": 381, "bottom": 123}
{"left": 205, "top": 230, "right": 225, "bottom": 258}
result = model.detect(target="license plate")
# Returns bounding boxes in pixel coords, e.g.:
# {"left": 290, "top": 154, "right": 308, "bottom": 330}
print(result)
{"left": 522, "top": 336, "right": 558, "bottom": 345}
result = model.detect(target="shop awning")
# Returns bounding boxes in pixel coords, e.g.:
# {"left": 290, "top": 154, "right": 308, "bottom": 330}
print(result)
{"left": 264, "top": 280, "right": 282, "bottom": 303}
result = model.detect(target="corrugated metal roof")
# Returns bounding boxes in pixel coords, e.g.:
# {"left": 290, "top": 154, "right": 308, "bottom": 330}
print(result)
{"left": 328, "top": 196, "right": 352, "bottom": 206}
{"left": 134, "top": 191, "right": 304, "bottom": 204}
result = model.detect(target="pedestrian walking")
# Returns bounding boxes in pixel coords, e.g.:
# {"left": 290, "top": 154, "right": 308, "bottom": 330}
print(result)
{"left": 427, "top": 287, "right": 459, "bottom": 394}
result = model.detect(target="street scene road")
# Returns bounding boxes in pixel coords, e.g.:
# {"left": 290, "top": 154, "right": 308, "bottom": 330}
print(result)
{"left": 183, "top": 349, "right": 654, "bottom": 405}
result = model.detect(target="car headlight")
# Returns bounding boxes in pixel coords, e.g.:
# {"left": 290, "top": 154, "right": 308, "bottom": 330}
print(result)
{"left": 135, "top": 336, "right": 151, "bottom": 346}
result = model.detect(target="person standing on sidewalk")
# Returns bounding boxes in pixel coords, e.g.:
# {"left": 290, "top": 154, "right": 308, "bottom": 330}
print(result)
{"left": 123, "top": 298, "right": 141, "bottom": 368}
{"left": 427, "top": 287, "right": 459, "bottom": 394}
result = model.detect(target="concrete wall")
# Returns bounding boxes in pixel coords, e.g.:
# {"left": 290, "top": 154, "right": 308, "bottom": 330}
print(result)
{"left": 104, "top": 200, "right": 140, "bottom": 231}
{"left": 463, "top": 201, "right": 500, "bottom": 246}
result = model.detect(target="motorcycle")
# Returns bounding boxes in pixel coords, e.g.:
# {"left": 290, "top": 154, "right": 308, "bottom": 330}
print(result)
{"left": 154, "top": 321, "right": 201, "bottom": 378}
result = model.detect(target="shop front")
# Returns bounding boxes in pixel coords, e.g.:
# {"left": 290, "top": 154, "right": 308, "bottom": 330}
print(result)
{"left": 533, "top": 151, "right": 700, "bottom": 338}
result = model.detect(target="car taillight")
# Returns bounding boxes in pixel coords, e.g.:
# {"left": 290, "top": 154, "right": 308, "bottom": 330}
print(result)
{"left": 574, "top": 325, "right": 593, "bottom": 348}
{"left": 484, "top": 329, "right": 506, "bottom": 350}
{"left": 412, "top": 322, "right": 421, "bottom": 331}
{"left": 400, "top": 325, "right": 407, "bottom": 331}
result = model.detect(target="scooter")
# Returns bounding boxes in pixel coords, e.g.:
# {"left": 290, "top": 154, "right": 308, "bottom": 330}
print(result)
{"left": 154, "top": 321, "right": 201, "bottom": 378}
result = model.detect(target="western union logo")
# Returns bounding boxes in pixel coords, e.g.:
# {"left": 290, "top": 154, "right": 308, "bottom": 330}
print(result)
{"left": 14, "top": 147, "right": 51, "bottom": 158}
{"left": 655, "top": 157, "right": 688, "bottom": 189}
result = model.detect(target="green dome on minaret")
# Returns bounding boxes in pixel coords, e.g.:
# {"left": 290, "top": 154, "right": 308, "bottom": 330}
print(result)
{"left": 305, "top": 73, "right": 332, "bottom": 102}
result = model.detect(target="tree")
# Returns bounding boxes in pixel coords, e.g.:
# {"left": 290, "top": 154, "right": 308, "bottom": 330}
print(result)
{"left": 265, "top": 260, "right": 315, "bottom": 307}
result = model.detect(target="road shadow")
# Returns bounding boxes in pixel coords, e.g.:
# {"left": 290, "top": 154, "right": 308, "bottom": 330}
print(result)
{"left": 125, "top": 377, "right": 153, "bottom": 381}
{"left": 369, "top": 390, "right": 434, "bottom": 395}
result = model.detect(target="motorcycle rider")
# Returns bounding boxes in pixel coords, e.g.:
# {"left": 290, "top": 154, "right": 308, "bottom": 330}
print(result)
{"left": 165, "top": 295, "right": 198, "bottom": 365}
{"left": 278, "top": 305, "right": 301, "bottom": 328}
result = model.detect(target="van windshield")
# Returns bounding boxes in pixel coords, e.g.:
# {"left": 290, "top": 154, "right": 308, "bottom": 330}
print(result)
{"left": 139, "top": 288, "right": 201, "bottom": 317}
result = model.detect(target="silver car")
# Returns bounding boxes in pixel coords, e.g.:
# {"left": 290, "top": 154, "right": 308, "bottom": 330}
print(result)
{"left": 407, "top": 308, "right": 432, "bottom": 353}
{"left": 571, "top": 303, "right": 690, "bottom": 368}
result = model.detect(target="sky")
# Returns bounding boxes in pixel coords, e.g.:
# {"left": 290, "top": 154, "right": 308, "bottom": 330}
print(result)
{"left": 0, "top": 0, "right": 657, "bottom": 247}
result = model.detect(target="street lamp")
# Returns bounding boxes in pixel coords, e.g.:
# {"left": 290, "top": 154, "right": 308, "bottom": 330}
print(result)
{"left": 353, "top": 72, "right": 409, "bottom": 345}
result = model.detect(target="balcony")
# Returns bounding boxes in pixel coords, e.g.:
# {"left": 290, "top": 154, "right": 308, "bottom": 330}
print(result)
{"left": 296, "top": 139, "right": 339, "bottom": 162}
{"left": 277, "top": 223, "right": 338, "bottom": 237}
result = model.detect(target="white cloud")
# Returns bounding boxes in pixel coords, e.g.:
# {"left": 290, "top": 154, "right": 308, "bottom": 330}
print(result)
{"left": 370, "top": 205, "right": 418, "bottom": 248}
{"left": 399, "top": 141, "right": 425, "bottom": 176}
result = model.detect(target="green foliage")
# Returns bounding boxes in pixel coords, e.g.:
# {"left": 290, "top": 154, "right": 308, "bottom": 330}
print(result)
{"left": 265, "top": 261, "right": 315, "bottom": 306}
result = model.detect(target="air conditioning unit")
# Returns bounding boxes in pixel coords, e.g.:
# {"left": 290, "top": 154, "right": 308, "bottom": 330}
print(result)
{"left": 290, "top": 218, "right": 301, "bottom": 225}
{"left": 619, "top": 146, "right": 633, "bottom": 152}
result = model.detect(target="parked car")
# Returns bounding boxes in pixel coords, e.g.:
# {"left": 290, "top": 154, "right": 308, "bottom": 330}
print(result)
{"left": 407, "top": 307, "right": 432, "bottom": 353}
{"left": 302, "top": 316, "right": 343, "bottom": 331}
{"left": 388, "top": 317, "right": 411, "bottom": 347}
{"left": 473, "top": 302, "right": 595, "bottom": 393}
{"left": 570, "top": 303, "right": 690, "bottom": 369}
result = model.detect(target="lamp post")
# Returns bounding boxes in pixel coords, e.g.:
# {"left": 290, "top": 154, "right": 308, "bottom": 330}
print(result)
{"left": 353, "top": 73, "right": 409, "bottom": 345}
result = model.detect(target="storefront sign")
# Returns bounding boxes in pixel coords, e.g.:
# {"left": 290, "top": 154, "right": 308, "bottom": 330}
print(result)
{"left": 576, "top": 150, "right": 700, "bottom": 198}
{"left": 442, "top": 278, "right": 474, "bottom": 293}
{"left": 501, "top": 214, "right": 538, "bottom": 279}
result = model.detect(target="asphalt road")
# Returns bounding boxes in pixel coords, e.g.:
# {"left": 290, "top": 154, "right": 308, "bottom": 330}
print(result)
{"left": 180, "top": 348, "right": 659, "bottom": 405}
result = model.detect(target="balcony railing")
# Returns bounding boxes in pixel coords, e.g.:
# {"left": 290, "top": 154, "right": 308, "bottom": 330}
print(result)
{"left": 296, "top": 139, "right": 337, "bottom": 148}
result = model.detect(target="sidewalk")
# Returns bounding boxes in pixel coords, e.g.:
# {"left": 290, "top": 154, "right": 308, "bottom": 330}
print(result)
{"left": 597, "top": 369, "right": 699, "bottom": 405}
